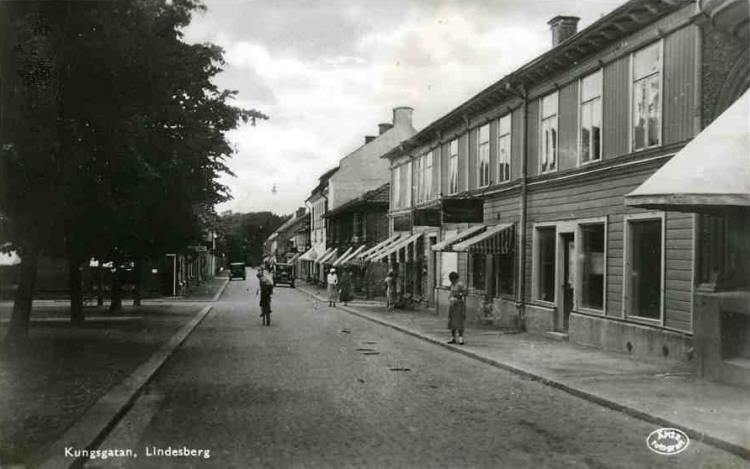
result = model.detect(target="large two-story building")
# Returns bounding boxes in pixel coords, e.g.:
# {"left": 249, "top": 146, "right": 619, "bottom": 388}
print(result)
{"left": 378, "top": 0, "right": 749, "bottom": 378}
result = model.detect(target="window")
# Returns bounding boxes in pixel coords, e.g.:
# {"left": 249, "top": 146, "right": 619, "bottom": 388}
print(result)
{"left": 536, "top": 227, "right": 556, "bottom": 302}
{"left": 579, "top": 224, "right": 605, "bottom": 310}
{"left": 632, "top": 42, "right": 662, "bottom": 151}
{"left": 625, "top": 217, "right": 663, "bottom": 320}
{"left": 424, "top": 151, "right": 433, "bottom": 201}
{"left": 471, "top": 253, "right": 487, "bottom": 290}
{"left": 393, "top": 165, "right": 401, "bottom": 208}
{"left": 580, "top": 70, "right": 602, "bottom": 164}
{"left": 493, "top": 252, "right": 515, "bottom": 296}
{"left": 540, "top": 92, "right": 558, "bottom": 173}
{"left": 415, "top": 156, "right": 424, "bottom": 203}
{"left": 478, "top": 124, "right": 490, "bottom": 187}
{"left": 449, "top": 139, "right": 458, "bottom": 194}
{"left": 441, "top": 252, "right": 458, "bottom": 287}
{"left": 497, "top": 114, "right": 511, "bottom": 183}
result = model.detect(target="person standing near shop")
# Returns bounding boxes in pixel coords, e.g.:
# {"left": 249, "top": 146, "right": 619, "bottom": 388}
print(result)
{"left": 384, "top": 270, "right": 397, "bottom": 312}
{"left": 447, "top": 271, "right": 467, "bottom": 344}
{"left": 327, "top": 268, "right": 339, "bottom": 307}
{"left": 338, "top": 266, "right": 353, "bottom": 306}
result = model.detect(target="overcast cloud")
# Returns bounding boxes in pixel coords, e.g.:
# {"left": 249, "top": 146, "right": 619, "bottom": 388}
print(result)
{"left": 182, "top": 0, "right": 624, "bottom": 216}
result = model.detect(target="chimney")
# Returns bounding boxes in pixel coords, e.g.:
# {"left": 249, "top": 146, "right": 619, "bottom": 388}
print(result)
{"left": 548, "top": 16, "right": 579, "bottom": 48}
{"left": 378, "top": 123, "right": 393, "bottom": 135}
{"left": 365, "top": 135, "right": 376, "bottom": 144}
{"left": 392, "top": 106, "right": 413, "bottom": 127}
{"left": 296, "top": 207, "right": 306, "bottom": 218}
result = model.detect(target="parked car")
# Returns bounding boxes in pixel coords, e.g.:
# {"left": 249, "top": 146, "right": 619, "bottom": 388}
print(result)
{"left": 229, "top": 262, "right": 246, "bottom": 281}
{"left": 272, "top": 263, "right": 295, "bottom": 287}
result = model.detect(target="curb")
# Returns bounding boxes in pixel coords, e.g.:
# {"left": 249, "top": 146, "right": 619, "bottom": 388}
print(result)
{"left": 212, "top": 277, "right": 231, "bottom": 302}
{"left": 296, "top": 286, "right": 750, "bottom": 460}
{"left": 34, "top": 305, "right": 214, "bottom": 469}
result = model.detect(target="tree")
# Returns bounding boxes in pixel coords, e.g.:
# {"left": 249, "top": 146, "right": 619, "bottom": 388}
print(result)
{"left": 1, "top": 0, "right": 267, "bottom": 336}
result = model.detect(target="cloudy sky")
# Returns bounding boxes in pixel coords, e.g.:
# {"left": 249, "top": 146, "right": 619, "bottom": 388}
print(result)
{"left": 182, "top": 0, "right": 624, "bottom": 216}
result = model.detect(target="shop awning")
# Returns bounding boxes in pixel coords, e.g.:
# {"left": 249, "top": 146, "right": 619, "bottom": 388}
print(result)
{"left": 341, "top": 245, "right": 366, "bottom": 265}
{"left": 288, "top": 252, "right": 301, "bottom": 264}
{"left": 431, "top": 225, "right": 486, "bottom": 252}
{"left": 298, "top": 247, "right": 319, "bottom": 262}
{"left": 373, "top": 233, "right": 422, "bottom": 262}
{"left": 453, "top": 223, "right": 515, "bottom": 254}
{"left": 359, "top": 234, "right": 402, "bottom": 262}
{"left": 332, "top": 247, "right": 354, "bottom": 267}
{"left": 624, "top": 89, "right": 750, "bottom": 211}
{"left": 315, "top": 247, "right": 337, "bottom": 265}
{"left": 322, "top": 250, "right": 340, "bottom": 265}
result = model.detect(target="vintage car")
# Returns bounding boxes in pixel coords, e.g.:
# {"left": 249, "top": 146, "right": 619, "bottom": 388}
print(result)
{"left": 229, "top": 262, "right": 246, "bottom": 281}
{"left": 272, "top": 263, "right": 295, "bottom": 287}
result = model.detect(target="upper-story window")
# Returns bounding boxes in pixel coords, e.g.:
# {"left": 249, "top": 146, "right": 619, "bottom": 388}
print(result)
{"left": 632, "top": 41, "right": 662, "bottom": 151}
{"left": 415, "top": 156, "right": 424, "bottom": 204}
{"left": 393, "top": 165, "right": 401, "bottom": 208}
{"left": 423, "top": 151, "right": 433, "bottom": 202}
{"left": 540, "top": 92, "right": 558, "bottom": 174}
{"left": 449, "top": 139, "right": 459, "bottom": 194}
{"left": 580, "top": 70, "right": 602, "bottom": 164}
{"left": 497, "top": 114, "right": 511, "bottom": 183}
{"left": 478, "top": 124, "right": 490, "bottom": 187}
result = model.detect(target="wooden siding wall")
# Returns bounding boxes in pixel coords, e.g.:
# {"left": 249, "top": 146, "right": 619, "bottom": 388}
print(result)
{"left": 365, "top": 210, "right": 389, "bottom": 245}
{"left": 484, "top": 192, "right": 521, "bottom": 225}
{"left": 459, "top": 133, "right": 469, "bottom": 192}
{"left": 526, "top": 99, "right": 539, "bottom": 176}
{"left": 511, "top": 107, "right": 523, "bottom": 180}
{"left": 603, "top": 56, "right": 630, "bottom": 158}
{"left": 663, "top": 25, "right": 698, "bottom": 145}
{"left": 664, "top": 212, "right": 693, "bottom": 331}
{"left": 558, "top": 81, "right": 579, "bottom": 171}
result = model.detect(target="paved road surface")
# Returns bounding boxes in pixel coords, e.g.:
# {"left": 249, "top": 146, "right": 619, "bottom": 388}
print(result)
{"left": 87, "top": 271, "right": 747, "bottom": 468}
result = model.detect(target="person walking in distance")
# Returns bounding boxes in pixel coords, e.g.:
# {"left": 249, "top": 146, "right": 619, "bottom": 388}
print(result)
{"left": 256, "top": 268, "right": 274, "bottom": 326}
{"left": 447, "top": 271, "right": 467, "bottom": 344}
{"left": 384, "top": 270, "right": 397, "bottom": 312}
{"left": 327, "top": 268, "right": 339, "bottom": 307}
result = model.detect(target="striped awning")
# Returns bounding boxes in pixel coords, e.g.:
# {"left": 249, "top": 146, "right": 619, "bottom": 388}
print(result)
{"left": 332, "top": 247, "right": 354, "bottom": 267}
{"left": 322, "top": 249, "right": 339, "bottom": 265}
{"left": 453, "top": 223, "right": 515, "bottom": 254}
{"left": 431, "top": 225, "right": 486, "bottom": 252}
{"left": 288, "top": 252, "right": 301, "bottom": 264}
{"left": 299, "top": 247, "right": 319, "bottom": 262}
{"left": 359, "top": 234, "right": 402, "bottom": 262}
{"left": 342, "top": 245, "right": 366, "bottom": 265}
{"left": 373, "top": 233, "right": 422, "bottom": 262}
{"left": 314, "top": 247, "right": 336, "bottom": 265}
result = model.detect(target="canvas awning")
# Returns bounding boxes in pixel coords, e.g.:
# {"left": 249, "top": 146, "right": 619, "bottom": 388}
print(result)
{"left": 341, "top": 245, "right": 366, "bottom": 265}
{"left": 332, "top": 247, "right": 354, "bottom": 267}
{"left": 624, "top": 89, "right": 750, "bottom": 211}
{"left": 322, "top": 249, "right": 340, "bottom": 266}
{"left": 373, "top": 233, "right": 422, "bottom": 262}
{"left": 299, "top": 247, "right": 319, "bottom": 262}
{"left": 315, "top": 247, "right": 337, "bottom": 265}
{"left": 453, "top": 223, "right": 515, "bottom": 254}
{"left": 359, "top": 234, "right": 402, "bottom": 262}
{"left": 288, "top": 252, "right": 301, "bottom": 264}
{"left": 431, "top": 225, "right": 486, "bottom": 252}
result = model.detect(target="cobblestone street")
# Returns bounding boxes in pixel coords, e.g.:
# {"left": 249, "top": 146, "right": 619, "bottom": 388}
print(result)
{"left": 85, "top": 276, "right": 746, "bottom": 468}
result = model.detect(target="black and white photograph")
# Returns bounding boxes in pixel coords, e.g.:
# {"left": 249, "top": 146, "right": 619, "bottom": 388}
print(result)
{"left": 1, "top": 0, "right": 749, "bottom": 467}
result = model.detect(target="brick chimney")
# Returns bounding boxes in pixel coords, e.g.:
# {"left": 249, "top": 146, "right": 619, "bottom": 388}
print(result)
{"left": 392, "top": 106, "right": 413, "bottom": 127}
{"left": 296, "top": 207, "right": 306, "bottom": 218}
{"left": 548, "top": 16, "right": 580, "bottom": 48}
{"left": 378, "top": 123, "right": 393, "bottom": 135}
{"left": 365, "top": 135, "right": 376, "bottom": 143}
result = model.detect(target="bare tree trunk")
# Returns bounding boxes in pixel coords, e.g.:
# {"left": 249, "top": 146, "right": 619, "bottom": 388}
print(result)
{"left": 109, "top": 268, "right": 122, "bottom": 312}
{"left": 6, "top": 247, "right": 40, "bottom": 341}
{"left": 69, "top": 253, "right": 84, "bottom": 325}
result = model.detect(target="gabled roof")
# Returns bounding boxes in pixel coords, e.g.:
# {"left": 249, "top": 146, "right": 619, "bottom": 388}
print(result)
{"left": 324, "top": 183, "right": 390, "bottom": 218}
{"left": 307, "top": 166, "right": 340, "bottom": 201}
{"left": 382, "top": 0, "right": 690, "bottom": 160}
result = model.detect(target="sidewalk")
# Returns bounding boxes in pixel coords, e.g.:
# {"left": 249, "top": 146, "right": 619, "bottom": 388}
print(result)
{"left": 297, "top": 283, "right": 750, "bottom": 459}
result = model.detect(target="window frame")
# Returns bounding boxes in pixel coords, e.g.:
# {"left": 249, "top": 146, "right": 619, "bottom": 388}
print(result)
{"left": 622, "top": 212, "right": 666, "bottom": 325}
{"left": 539, "top": 92, "right": 559, "bottom": 174}
{"left": 532, "top": 223, "right": 558, "bottom": 305}
{"left": 478, "top": 123, "right": 491, "bottom": 188}
{"left": 448, "top": 139, "right": 459, "bottom": 195}
{"left": 574, "top": 217, "right": 608, "bottom": 315}
{"left": 415, "top": 155, "right": 424, "bottom": 204}
{"left": 425, "top": 150, "right": 433, "bottom": 202}
{"left": 392, "top": 165, "right": 401, "bottom": 209}
{"left": 578, "top": 69, "right": 603, "bottom": 166}
{"left": 497, "top": 114, "right": 512, "bottom": 183}
{"left": 629, "top": 40, "right": 664, "bottom": 153}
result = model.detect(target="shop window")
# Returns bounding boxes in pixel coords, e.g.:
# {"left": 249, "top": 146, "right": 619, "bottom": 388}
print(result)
{"left": 471, "top": 253, "right": 486, "bottom": 291}
{"left": 441, "top": 251, "right": 458, "bottom": 287}
{"left": 625, "top": 217, "right": 662, "bottom": 320}
{"left": 580, "top": 70, "right": 602, "bottom": 163}
{"left": 697, "top": 212, "right": 750, "bottom": 291}
{"left": 580, "top": 223, "right": 605, "bottom": 310}
{"left": 493, "top": 252, "right": 515, "bottom": 296}
{"left": 536, "top": 227, "right": 556, "bottom": 302}
{"left": 632, "top": 41, "right": 662, "bottom": 151}
{"left": 497, "top": 114, "right": 511, "bottom": 183}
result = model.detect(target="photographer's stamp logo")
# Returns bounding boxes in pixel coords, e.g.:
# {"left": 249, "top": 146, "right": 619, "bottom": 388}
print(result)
{"left": 646, "top": 428, "right": 690, "bottom": 455}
